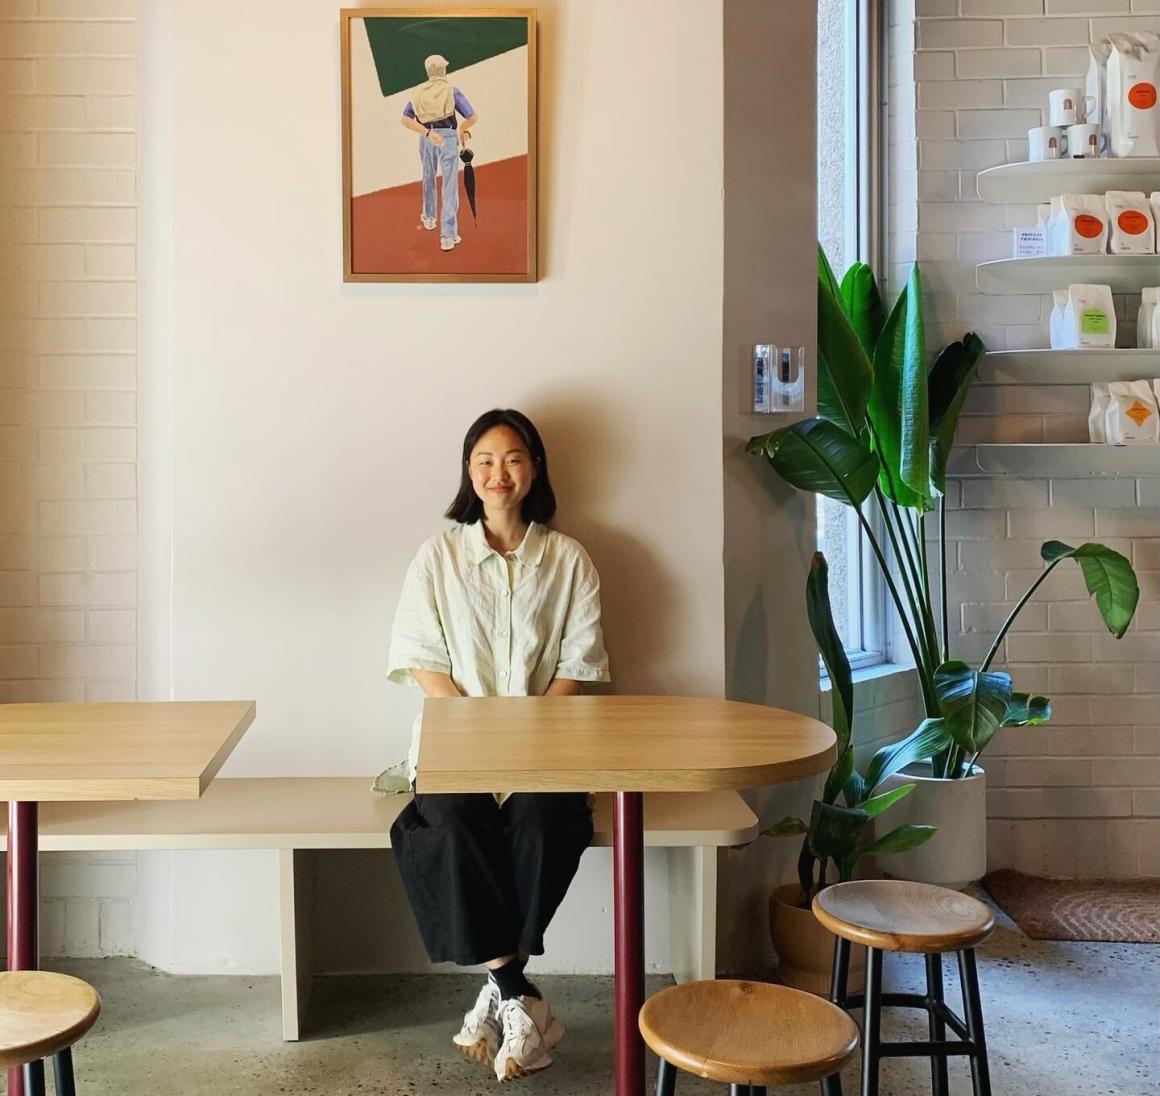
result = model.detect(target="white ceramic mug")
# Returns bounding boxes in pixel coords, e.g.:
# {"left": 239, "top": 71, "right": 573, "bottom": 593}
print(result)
{"left": 1048, "top": 87, "right": 1096, "bottom": 127}
{"left": 1028, "top": 125, "right": 1064, "bottom": 161}
{"left": 1066, "top": 122, "right": 1103, "bottom": 158}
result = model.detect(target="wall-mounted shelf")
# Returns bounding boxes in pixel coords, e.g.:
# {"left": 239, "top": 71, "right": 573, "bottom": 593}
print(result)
{"left": 976, "top": 158, "right": 1160, "bottom": 204}
{"left": 979, "top": 349, "right": 1160, "bottom": 385}
{"left": 976, "top": 255, "right": 1160, "bottom": 294}
{"left": 965, "top": 443, "right": 1160, "bottom": 477}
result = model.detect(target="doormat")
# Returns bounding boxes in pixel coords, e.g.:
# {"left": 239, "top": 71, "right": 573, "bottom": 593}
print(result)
{"left": 982, "top": 869, "right": 1160, "bottom": 943}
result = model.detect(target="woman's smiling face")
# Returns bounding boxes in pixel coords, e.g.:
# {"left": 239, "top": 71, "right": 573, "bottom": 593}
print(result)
{"left": 468, "top": 425, "right": 537, "bottom": 516}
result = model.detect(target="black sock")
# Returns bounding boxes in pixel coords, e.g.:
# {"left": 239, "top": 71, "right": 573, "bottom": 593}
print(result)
{"left": 489, "top": 957, "right": 541, "bottom": 1001}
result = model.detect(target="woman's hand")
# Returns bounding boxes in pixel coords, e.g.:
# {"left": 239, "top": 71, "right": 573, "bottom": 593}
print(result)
{"left": 544, "top": 678, "right": 583, "bottom": 697}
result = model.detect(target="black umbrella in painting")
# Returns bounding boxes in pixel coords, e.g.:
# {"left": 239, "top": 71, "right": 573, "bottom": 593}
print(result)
{"left": 459, "top": 145, "right": 477, "bottom": 226}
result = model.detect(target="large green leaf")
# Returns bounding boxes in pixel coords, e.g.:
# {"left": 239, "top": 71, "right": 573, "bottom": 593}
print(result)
{"left": 859, "top": 783, "right": 914, "bottom": 818}
{"left": 1002, "top": 692, "right": 1052, "bottom": 727}
{"left": 1040, "top": 541, "right": 1140, "bottom": 639}
{"left": 748, "top": 418, "right": 880, "bottom": 506}
{"left": 839, "top": 262, "right": 886, "bottom": 357}
{"left": 807, "top": 799, "right": 869, "bottom": 864}
{"left": 868, "top": 265, "right": 931, "bottom": 508}
{"left": 935, "top": 660, "right": 1013, "bottom": 757}
{"left": 818, "top": 244, "right": 842, "bottom": 301}
{"left": 808, "top": 552, "right": 853, "bottom": 762}
{"left": 928, "top": 332, "right": 986, "bottom": 495}
{"left": 863, "top": 717, "right": 951, "bottom": 794}
{"left": 817, "top": 260, "right": 873, "bottom": 436}
{"left": 859, "top": 824, "right": 937, "bottom": 858}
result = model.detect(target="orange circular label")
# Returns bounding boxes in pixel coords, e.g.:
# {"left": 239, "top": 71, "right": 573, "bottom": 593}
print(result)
{"left": 1129, "top": 82, "right": 1158, "bottom": 109}
{"left": 1074, "top": 213, "right": 1104, "bottom": 239}
{"left": 1118, "top": 210, "right": 1149, "bottom": 235}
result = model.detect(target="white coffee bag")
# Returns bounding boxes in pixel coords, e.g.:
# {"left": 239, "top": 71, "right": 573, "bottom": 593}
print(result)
{"left": 1107, "top": 191, "right": 1156, "bottom": 254}
{"left": 1089, "top": 383, "right": 1110, "bottom": 443}
{"left": 1058, "top": 194, "right": 1108, "bottom": 255}
{"left": 1087, "top": 39, "right": 1112, "bottom": 139}
{"left": 1138, "top": 287, "right": 1159, "bottom": 348}
{"left": 1105, "top": 380, "right": 1160, "bottom": 444}
{"left": 1065, "top": 284, "right": 1117, "bottom": 349}
{"left": 1107, "top": 32, "right": 1160, "bottom": 157}
{"left": 1050, "top": 290, "right": 1072, "bottom": 349}
{"left": 1152, "top": 192, "right": 1160, "bottom": 249}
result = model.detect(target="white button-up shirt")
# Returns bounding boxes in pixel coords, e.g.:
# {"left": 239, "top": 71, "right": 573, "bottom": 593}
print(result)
{"left": 388, "top": 520, "right": 611, "bottom": 781}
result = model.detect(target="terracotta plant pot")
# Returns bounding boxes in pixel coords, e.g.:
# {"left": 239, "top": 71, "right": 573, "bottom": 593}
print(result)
{"left": 876, "top": 760, "right": 987, "bottom": 891}
{"left": 768, "top": 883, "right": 865, "bottom": 997}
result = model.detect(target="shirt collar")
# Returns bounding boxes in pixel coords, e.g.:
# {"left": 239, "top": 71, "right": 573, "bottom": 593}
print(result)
{"left": 465, "top": 520, "right": 547, "bottom": 568}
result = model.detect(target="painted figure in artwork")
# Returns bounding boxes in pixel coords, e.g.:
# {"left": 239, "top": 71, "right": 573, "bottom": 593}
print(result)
{"left": 401, "top": 54, "right": 479, "bottom": 252}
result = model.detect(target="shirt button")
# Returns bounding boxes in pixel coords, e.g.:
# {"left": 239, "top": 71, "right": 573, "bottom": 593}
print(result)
{"left": 502, "top": 589, "right": 511, "bottom": 598}
{"left": 499, "top": 630, "right": 509, "bottom": 638}
{"left": 499, "top": 670, "right": 508, "bottom": 678}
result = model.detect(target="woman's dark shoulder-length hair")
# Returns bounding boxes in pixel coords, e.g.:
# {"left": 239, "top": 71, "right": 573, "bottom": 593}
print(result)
{"left": 445, "top": 408, "right": 557, "bottom": 525}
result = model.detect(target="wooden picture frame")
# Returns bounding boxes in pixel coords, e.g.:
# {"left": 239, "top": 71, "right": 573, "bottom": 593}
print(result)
{"left": 340, "top": 8, "right": 537, "bottom": 283}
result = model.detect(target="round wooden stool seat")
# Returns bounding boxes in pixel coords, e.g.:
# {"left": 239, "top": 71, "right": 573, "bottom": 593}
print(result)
{"left": 639, "top": 979, "right": 859, "bottom": 1087}
{"left": 812, "top": 880, "right": 994, "bottom": 953}
{"left": 0, "top": 971, "right": 101, "bottom": 1068}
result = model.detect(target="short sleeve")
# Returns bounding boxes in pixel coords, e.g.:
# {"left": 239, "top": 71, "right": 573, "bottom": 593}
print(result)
{"left": 554, "top": 550, "right": 611, "bottom": 683}
{"left": 387, "top": 549, "right": 452, "bottom": 686}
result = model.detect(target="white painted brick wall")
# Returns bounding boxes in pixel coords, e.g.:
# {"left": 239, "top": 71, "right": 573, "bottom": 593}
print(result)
{"left": 0, "top": 0, "right": 139, "bottom": 957}
{"left": 889, "top": 0, "right": 1160, "bottom": 879}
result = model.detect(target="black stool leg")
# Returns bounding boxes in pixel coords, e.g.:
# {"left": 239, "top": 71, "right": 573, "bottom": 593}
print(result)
{"left": 958, "top": 948, "right": 993, "bottom": 1096}
{"left": 656, "top": 1057, "right": 677, "bottom": 1096}
{"left": 22, "top": 1059, "right": 46, "bottom": 1096}
{"left": 925, "top": 952, "right": 950, "bottom": 1096}
{"left": 830, "top": 934, "right": 851, "bottom": 1005}
{"left": 820, "top": 1071, "right": 844, "bottom": 1096}
{"left": 752, "top": 1089, "right": 767, "bottom": 1096}
{"left": 729, "top": 1087, "right": 751, "bottom": 1095}
{"left": 860, "top": 947, "right": 883, "bottom": 1096}
{"left": 54, "top": 1047, "right": 77, "bottom": 1096}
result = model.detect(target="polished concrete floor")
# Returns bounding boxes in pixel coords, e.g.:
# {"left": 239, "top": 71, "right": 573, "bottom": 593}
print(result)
{"left": 20, "top": 908, "right": 1160, "bottom": 1096}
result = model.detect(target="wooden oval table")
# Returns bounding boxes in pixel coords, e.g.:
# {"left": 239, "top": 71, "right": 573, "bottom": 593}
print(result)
{"left": 415, "top": 695, "right": 836, "bottom": 1096}
{"left": 0, "top": 700, "right": 256, "bottom": 1096}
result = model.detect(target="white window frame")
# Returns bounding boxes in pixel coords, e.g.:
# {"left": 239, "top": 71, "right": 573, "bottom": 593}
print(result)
{"left": 818, "top": 0, "right": 889, "bottom": 672}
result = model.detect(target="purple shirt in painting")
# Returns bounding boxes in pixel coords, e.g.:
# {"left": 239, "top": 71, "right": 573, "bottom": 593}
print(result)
{"left": 403, "top": 89, "right": 475, "bottom": 127}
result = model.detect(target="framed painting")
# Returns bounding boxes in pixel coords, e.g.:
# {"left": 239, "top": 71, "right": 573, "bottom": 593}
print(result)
{"left": 340, "top": 8, "right": 537, "bottom": 283}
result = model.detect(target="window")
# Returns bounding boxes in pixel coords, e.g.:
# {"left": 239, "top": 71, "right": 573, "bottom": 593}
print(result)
{"left": 816, "top": 0, "right": 885, "bottom": 669}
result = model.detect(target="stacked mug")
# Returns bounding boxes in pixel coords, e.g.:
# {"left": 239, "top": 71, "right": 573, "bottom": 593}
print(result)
{"left": 1028, "top": 88, "right": 1102, "bottom": 161}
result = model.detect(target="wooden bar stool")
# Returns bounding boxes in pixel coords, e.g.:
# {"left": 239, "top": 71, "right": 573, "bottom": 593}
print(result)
{"left": 639, "top": 979, "right": 859, "bottom": 1095}
{"left": 812, "top": 880, "right": 995, "bottom": 1096}
{"left": 0, "top": 971, "right": 101, "bottom": 1096}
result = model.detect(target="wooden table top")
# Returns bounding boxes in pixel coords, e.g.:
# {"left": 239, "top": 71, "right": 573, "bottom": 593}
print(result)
{"left": 415, "top": 695, "right": 836, "bottom": 793}
{"left": 0, "top": 701, "right": 256, "bottom": 802}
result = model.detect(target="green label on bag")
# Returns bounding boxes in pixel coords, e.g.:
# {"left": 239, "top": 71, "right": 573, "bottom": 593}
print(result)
{"left": 1080, "top": 309, "right": 1111, "bottom": 335}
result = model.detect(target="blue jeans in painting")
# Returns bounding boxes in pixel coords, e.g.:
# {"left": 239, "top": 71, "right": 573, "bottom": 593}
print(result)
{"left": 420, "top": 132, "right": 460, "bottom": 240}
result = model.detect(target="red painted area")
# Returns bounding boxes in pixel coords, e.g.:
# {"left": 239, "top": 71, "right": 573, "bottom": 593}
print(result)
{"left": 351, "top": 154, "right": 528, "bottom": 276}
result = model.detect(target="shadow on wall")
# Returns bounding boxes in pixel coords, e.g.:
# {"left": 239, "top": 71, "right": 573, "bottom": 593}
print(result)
{"left": 531, "top": 390, "right": 679, "bottom": 696}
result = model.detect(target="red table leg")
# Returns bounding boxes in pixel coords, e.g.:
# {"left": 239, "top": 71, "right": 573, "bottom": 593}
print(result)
{"left": 7, "top": 800, "right": 38, "bottom": 1096}
{"left": 613, "top": 790, "right": 644, "bottom": 1096}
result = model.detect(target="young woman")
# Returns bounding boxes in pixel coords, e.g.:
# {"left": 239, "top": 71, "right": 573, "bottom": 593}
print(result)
{"left": 387, "top": 408, "right": 610, "bottom": 1082}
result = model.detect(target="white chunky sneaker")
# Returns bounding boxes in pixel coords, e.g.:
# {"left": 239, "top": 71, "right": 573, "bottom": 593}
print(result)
{"left": 420, "top": 215, "right": 437, "bottom": 230}
{"left": 494, "top": 994, "right": 564, "bottom": 1082}
{"left": 452, "top": 978, "right": 501, "bottom": 1065}
{"left": 439, "top": 234, "right": 462, "bottom": 251}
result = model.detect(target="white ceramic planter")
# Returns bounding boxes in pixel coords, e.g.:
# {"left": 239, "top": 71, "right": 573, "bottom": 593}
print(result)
{"left": 876, "top": 760, "right": 986, "bottom": 891}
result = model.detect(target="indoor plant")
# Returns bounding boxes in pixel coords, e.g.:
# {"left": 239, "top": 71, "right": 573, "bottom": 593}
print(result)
{"left": 767, "top": 552, "right": 937, "bottom": 993}
{"left": 748, "top": 249, "right": 1141, "bottom": 887}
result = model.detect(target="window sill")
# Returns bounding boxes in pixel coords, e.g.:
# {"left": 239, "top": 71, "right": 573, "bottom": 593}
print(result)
{"left": 820, "top": 662, "right": 918, "bottom": 708}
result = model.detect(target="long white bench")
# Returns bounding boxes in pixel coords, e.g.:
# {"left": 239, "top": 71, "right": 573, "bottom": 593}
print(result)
{"left": 4, "top": 778, "right": 758, "bottom": 1039}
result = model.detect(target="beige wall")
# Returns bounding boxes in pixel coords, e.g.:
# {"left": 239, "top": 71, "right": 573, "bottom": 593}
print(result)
{"left": 133, "top": 0, "right": 729, "bottom": 973}
{"left": 717, "top": 0, "right": 822, "bottom": 976}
